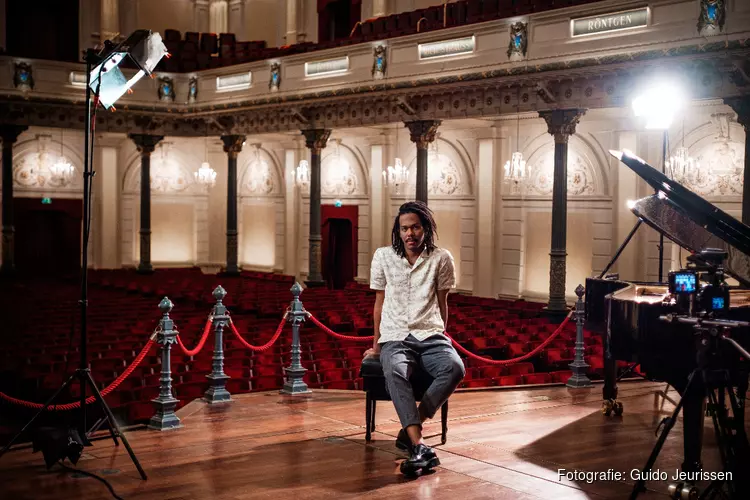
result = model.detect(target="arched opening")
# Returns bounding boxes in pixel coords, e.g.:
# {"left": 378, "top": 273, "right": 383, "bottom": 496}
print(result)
{"left": 321, "top": 204, "right": 358, "bottom": 289}
{"left": 14, "top": 197, "right": 82, "bottom": 276}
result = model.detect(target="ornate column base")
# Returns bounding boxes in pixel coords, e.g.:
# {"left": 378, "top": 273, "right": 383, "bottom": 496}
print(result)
{"left": 546, "top": 250, "right": 568, "bottom": 315}
{"left": 204, "top": 373, "right": 232, "bottom": 403}
{"left": 280, "top": 366, "right": 311, "bottom": 395}
{"left": 148, "top": 396, "right": 182, "bottom": 430}
{"left": 225, "top": 230, "right": 240, "bottom": 275}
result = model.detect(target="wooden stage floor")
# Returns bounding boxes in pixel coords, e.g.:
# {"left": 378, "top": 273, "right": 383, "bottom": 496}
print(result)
{"left": 0, "top": 381, "right": 741, "bottom": 499}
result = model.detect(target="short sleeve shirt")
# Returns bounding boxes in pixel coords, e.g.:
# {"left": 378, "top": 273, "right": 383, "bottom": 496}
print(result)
{"left": 370, "top": 246, "right": 456, "bottom": 343}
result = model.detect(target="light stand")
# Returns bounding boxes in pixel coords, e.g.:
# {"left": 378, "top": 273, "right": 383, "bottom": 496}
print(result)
{"left": 0, "top": 31, "right": 167, "bottom": 481}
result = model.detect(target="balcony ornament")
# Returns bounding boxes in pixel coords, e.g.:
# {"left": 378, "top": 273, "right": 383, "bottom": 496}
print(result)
{"left": 507, "top": 22, "right": 528, "bottom": 61}
{"left": 13, "top": 62, "right": 34, "bottom": 92}
{"left": 188, "top": 76, "right": 198, "bottom": 104}
{"left": 372, "top": 45, "right": 387, "bottom": 80}
{"left": 158, "top": 76, "right": 175, "bottom": 102}
{"left": 697, "top": 0, "right": 725, "bottom": 36}
{"left": 269, "top": 62, "right": 281, "bottom": 92}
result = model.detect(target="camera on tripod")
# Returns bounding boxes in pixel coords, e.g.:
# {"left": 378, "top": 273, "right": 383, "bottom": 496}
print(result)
{"left": 668, "top": 248, "right": 731, "bottom": 317}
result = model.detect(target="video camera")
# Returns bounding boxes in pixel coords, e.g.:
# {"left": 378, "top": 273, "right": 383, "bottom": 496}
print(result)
{"left": 667, "top": 248, "right": 731, "bottom": 317}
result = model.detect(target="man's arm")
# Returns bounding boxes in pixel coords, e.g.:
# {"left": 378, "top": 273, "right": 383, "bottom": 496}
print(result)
{"left": 370, "top": 290, "right": 385, "bottom": 354}
{"left": 437, "top": 289, "right": 449, "bottom": 330}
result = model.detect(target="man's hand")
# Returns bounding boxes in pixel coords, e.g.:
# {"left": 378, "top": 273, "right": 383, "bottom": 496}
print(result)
{"left": 363, "top": 347, "right": 380, "bottom": 359}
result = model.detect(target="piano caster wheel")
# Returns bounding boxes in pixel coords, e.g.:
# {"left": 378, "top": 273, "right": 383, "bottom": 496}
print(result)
{"left": 613, "top": 401, "right": 624, "bottom": 416}
{"left": 602, "top": 399, "right": 623, "bottom": 416}
{"left": 668, "top": 482, "right": 698, "bottom": 500}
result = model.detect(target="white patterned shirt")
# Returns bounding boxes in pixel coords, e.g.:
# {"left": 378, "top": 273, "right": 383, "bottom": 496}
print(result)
{"left": 370, "top": 246, "right": 456, "bottom": 343}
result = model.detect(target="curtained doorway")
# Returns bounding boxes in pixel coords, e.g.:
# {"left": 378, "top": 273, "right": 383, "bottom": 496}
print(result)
{"left": 13, "top": 197, "right": 82, "bottom": 277}
{"left": 321, "top": 204, "right": 358, "bottom": 289}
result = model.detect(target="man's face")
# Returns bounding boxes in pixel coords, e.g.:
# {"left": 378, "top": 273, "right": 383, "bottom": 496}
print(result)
{"left": 399, "top": 212, "right": 425, "bottom": 253}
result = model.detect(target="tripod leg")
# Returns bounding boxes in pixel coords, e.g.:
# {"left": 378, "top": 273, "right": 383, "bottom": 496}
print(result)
{"left": 88, "top": 414, "right": 119, "bottom": 447}
{"left": 84, "top": 371, "right": 147, "bottom": 480}
{"left": 629, "top": 370, "right": 697, "bottom": 500}
{"left": 0, "top": 372, "right": 77, "bottom": 458}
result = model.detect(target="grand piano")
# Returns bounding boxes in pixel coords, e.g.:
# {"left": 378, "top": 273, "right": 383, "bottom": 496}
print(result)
{"left": 585, "top": 150, "right": 750, "bottom": 479}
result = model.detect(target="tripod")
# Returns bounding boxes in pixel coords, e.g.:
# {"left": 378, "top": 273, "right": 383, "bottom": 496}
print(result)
{"left": 0, "top": 45, "right": 146, "bottom": 480}
{"left": 629, "top": 321, "right": 750, "bottom": 500}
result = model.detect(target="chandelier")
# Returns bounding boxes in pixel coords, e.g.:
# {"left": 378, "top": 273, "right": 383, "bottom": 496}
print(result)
{"left": 295, "top": 159, "right": 310, "bottom": 189}
{"left": 666, "top": 120, "right": 699, "bottom": 184}
{"left": 248, "top": 145, "right": 271, "bottom": 192}
{"left": 666, "top": 146, "right": 699, "bottom": 184}
{"left": 194, "top": 137, "right": 217, "bottom": 188}
{"left": 49, "top": 129, "right": 75, "bottom": 184}
{"left": 504, "top": 91, "right": 526, "bottom": 187}
{"left": 383, "top": 157, "right": 408, "bottom": 194}
{"left": 383, "top": 123, "right": 408, "bottom": 193}
{"left": 194, "top": 161, "right": 217, "bottom": 187}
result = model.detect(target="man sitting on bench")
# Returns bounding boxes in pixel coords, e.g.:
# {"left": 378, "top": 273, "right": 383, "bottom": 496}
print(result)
{"left": 364, "top": 200, "right": 465, "bottom": 475}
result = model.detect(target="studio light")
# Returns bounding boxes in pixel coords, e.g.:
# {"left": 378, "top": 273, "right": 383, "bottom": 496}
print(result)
{"left": 90, "top": 30, "right": 168, "bottom": 109}
{"left": 32, "top": 427, "right": 84, "bottom": 470}
{"left": 632, "top": 81, "right": 685, "bottom": 130}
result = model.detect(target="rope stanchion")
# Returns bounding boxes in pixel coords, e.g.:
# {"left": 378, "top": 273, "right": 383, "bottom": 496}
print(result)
{"left": 306, "top": 312, "right": 374, "bottom": 341}
{"left": 228, "top": 312, "right": 288, "bottom": 352}
{"left": 448, "top": 312, "right": 573, "bottom": 366}
{"left": 175, "top": 316, "right": 213, "bottom": 356}
{"left": 0, "top": 337, "right": 157, "bottom": 411}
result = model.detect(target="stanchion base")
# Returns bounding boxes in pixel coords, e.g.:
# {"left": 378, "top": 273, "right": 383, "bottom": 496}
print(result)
{"left": 204, "top": 387, "right": 232, "bottom": 403}
{"left": 280, "top": 379, "right": 311, "bottom": 395}
{"left": 148, "top": 412, "right": 182, "bottom": 431}
{"left": 566, "top": 373, "right": 593, "bottom": 389}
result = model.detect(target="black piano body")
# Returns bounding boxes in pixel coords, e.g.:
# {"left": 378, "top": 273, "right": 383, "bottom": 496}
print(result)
{"left": 585, "top": 150, "right": 750, "bottom": 474}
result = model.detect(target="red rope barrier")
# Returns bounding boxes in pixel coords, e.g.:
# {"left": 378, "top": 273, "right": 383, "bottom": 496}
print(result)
{"left": 448, "top": 313, "right": 573, "bottom": 366}
{"left": 176, "top": 317, "right": 213, "bottom": 356}
{"left": 307, "top": 309, "right": 573, "bottom": 367}
{"left": 306, "top": 313, "right": 374, "bottom": 341}
{"left": 0, "top": 338, "right": 156, "bottom": 411}
{"left": 228, "top": 313, "right": 288, "bottom": 352}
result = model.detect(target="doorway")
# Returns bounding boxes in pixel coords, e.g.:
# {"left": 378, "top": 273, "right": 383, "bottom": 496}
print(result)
{"left": 14, "top": 197, "right": 82, "bottom": 276}
{"left": 321, "top": 204, "right": 358, "bottom": 289}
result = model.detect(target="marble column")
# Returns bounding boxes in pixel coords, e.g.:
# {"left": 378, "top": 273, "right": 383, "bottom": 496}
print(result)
{"left": 538, "top": 109, "right": 586, "bottom": 313}
{"left": 100, "top": 0, "right": 119, "bottom": 43}
{"left": 405, "top": 120, "right": 441, "bottom": 204}
{"left": 221, "top": 135, "right": 246, "bottom": 275}
{"left": 228, "top": 0, "right": 245, "bottom": 40}
{"left": 372, "top": 0, "right": 388, "bottom": 17}
{"left": 725, "top": 97, "right": 750, "bottom": 225}
{"left": 0, "top": 125, "right": 27, "bottom": 275}
{"left": 285, "top": 0, "right": 298, "bottom": 44}
{"left": 301, "top": 129, "right": 331, "bottom": 287}
{"left": 194, "top": 0, "right": 210, "bottom": 32}
{"left": 129, "top": 134, "right": 163, "bottom": 274}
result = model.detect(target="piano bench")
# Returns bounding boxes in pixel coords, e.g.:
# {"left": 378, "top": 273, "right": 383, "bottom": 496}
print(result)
{"left": 359, "top": 356, "right": 448, "bottom": 443}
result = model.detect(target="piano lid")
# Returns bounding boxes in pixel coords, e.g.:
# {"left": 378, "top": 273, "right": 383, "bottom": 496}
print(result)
{"left": 610, "top": 150, "right": 750, "bottom": 287}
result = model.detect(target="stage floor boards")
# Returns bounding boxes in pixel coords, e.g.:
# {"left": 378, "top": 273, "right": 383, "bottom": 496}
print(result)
{"left": 0, "top": 381, "right": 740, "bottom": 499}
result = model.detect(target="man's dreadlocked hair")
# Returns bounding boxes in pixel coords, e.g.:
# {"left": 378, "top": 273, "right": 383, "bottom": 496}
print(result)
{"left": 391, "top": 201, "right": 438, "bottom": 258}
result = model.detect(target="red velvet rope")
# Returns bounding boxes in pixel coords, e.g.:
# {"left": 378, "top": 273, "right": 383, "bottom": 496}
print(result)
{"left": 447, "top": 313, "right": 573, "bottom": 366}
{"left": 306, "top": 313, "right": 374, "bottom": 341}
{"left": 307, "top": 309, "right": 573, "bottom": 367}
{"left": 228, "top": 313, "right": 288, "bottom": 352}
{"left": 176, "top": 317, "right": 213, "bottom": 356}
{"left": 0, "top": 338, "right": 156, "bottom": 411}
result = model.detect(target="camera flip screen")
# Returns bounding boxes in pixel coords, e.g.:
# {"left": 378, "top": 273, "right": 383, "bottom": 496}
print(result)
{"left": 671, "top": 271, "right": 697, "bottom": 294}
{"left": 712, "top": 296, "right": 725, "bottom": 310}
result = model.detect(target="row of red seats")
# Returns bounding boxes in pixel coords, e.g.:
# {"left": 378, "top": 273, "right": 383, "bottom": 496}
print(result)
{"left": 152, "top": 0, "right": 605, "bottom": 73}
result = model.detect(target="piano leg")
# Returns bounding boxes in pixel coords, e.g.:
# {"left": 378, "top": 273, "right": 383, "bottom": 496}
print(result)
{"left": 602, "top": 340, "right": 622, "bottom": 416}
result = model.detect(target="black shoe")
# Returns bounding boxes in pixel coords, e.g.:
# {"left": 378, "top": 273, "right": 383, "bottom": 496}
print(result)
{"left": 396, "top": 429, "right": 411, "bottom": 452}
{"left": 400, "top": 444, "right": 440, "bottom": 476}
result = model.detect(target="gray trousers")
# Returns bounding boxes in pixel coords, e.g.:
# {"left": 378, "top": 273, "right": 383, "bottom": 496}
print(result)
{"left": 380, "top": 334, "right": 465, "bottom": 429}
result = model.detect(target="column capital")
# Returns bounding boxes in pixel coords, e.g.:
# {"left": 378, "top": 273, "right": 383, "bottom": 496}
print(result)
{"left": 301, "top": 129, "right": 331, "bottom": 154}
{"left": 539, "top": 109, "right": 586, "bottom": 143}
{"left": 725, "top": 96, "right": 750, "bottom": 129}
{"left": 0, "top": 125, "right": 28, "bottom": 145}
{"left": 221, "top": 134, "right": 246, "bottom": 155}
{"left": 405, "top": 120, "right": 441, "bottom": 150}
{"left": 129, "top": 134, "right": 164, "bottom": 154}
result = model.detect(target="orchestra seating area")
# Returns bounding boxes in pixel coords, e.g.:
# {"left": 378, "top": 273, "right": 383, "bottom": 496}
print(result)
{"left": 0, "top": 269, "right": 610, "bottom": 429}
{"left": 157, "top": 0, "right": 601, "bottom": 73}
